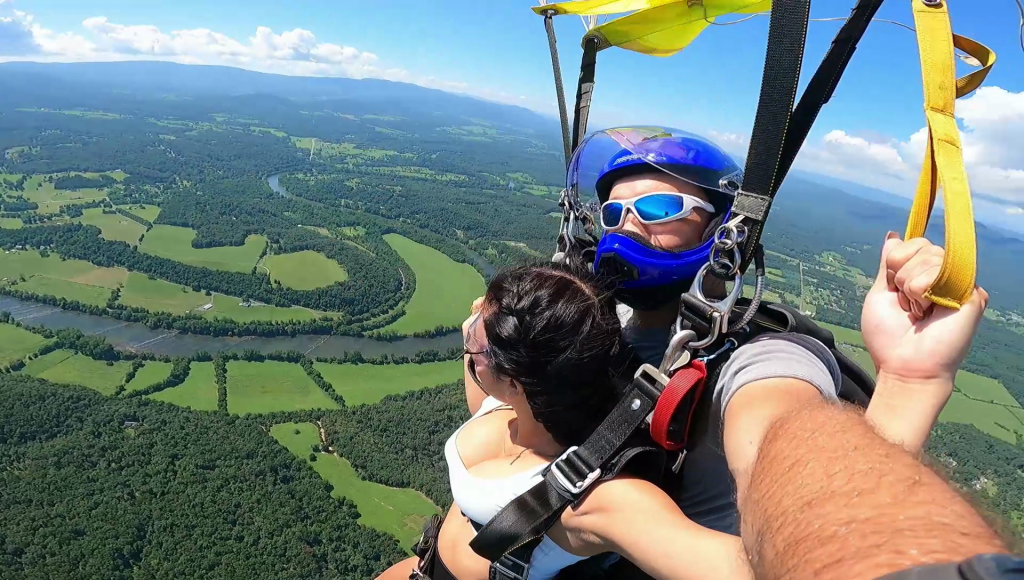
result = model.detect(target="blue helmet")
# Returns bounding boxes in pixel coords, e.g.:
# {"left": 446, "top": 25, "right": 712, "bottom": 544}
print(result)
{"left": 567, "top": 127, "right": 743, "bottom": 309}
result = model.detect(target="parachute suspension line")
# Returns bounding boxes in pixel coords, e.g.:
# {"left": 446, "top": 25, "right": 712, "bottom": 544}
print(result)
{"left": 728, "top": 245, "right": 766, "bottom": 333}
{"left": 543, "top": 10, "right": 573, "bottom": 167}
{"left": 1015, "top": 0, "right": 1024, "bottom": 52}
{"left": 570, "top": 37, "right": 599, "bottom": 155}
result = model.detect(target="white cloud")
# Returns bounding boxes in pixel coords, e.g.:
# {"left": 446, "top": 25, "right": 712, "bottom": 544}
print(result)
{"left": 0, "top": 6, "right": 531, "bottom": 107}
{"left": 796, "top": 87, "right": 1024, "bottom": 205}
{"left": 1008, "top": 207, "right": 1024, "bottom": 216}
{"left": 707, "top": 131, "right": 749, "bottom": 157}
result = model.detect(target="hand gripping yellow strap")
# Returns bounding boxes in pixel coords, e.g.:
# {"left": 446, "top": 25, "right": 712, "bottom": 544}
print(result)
{"left": 906, "top": 0, "right": 996, "bottom": 309}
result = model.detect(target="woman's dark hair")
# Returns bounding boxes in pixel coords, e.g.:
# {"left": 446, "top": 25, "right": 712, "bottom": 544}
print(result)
{"left": 482, "top": 262, "right": 624, "bottom": 447}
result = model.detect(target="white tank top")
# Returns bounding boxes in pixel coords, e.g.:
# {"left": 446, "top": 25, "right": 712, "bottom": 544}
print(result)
{"left": 444, "top": 397, "right": 587, "bottom": 579}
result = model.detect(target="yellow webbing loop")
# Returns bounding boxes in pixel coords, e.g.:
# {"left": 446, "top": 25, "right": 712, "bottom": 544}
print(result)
{"left": 906, "top": 0, "right": 995, "bottom": 309}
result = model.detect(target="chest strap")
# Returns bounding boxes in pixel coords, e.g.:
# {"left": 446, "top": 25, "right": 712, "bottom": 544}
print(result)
{"left": 470, "top": 363, "right": 706, "bottom": 579}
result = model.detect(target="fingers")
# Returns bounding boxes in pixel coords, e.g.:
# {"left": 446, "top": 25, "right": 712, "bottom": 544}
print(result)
{"left": 874, "top": 231, "right": 904, "bottom": 290}
{"left": 470, "top": 296, "right": 484, "bottom": 315}
{"left": 882, "top": 236, "right": 946, "bottom": 318}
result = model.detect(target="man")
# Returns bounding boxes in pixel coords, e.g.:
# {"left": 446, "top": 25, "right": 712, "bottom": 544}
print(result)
{"left": 569, "top": 127, "right": 968, "bottom": 535}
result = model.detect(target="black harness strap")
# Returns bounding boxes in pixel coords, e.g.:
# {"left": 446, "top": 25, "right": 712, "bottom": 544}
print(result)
{"left": 542, "top": 10, "right": 573, "bottom": 167}
{"left": 732, "top": 0, "right": 811, "bottom": 272}
{"left": 736, "top": 0, "right": 886, "bottom": 272}
{"left": 570, "top": 37, "right": 599, "bottom": 156}
{"left": 469, "top": 370, "right": 664, "bottom": 577}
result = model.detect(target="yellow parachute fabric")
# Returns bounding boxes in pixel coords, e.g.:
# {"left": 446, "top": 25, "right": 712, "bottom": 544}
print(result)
{"left": 531, "top": 0, "right": 679, "bottom": 17}
{"left": 535, "top": 0, "right": 771, "bottom": 56}
{"left": 905, "top": 0, "right": 996, "bottom": 309}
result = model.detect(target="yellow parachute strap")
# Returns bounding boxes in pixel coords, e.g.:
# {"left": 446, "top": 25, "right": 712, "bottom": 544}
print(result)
{"left": 906, "top": 0, "right": 996, "bottom": 309}
{"left": 576, "top": 0, "right": 770, "bottom": 56}
{"left": 531, "top": 0, "right": 678, "bottom": 17}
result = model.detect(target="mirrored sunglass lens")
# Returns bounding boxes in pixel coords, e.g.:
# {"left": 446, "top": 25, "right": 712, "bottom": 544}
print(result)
{"left": 601, "top": 203, "right": 625, "bottom": 228}
{"left": 634, "top": 194, "right": 688, "bottom": 223}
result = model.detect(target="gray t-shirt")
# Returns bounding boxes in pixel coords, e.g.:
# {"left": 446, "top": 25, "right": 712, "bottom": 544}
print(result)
{"left": 621, "top": 309, "right": 842, "bottom": 535}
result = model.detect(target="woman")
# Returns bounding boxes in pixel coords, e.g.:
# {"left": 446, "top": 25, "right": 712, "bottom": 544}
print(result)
{"left": 379, "top": 263, "right": 754, "bottom": 580}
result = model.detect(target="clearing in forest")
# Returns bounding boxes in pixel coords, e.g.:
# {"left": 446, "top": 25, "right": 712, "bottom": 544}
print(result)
{"left": 23, "top": 350, "right": 131, "bottom": 396}
{"left": 19, "top": 173, "right": 118, "bottom": 214}
{"left": 139, "top": 225, "right": 267, "bottom": 272}
{"left": 148, "top": 362, "right": 218, "bottom": 411}
{"left": 270, "top": 422, "right": 439, "bottom": 549}
{"left": 821, "top": 322, "right": 1024, "bottom": 444}
{"left": 119, "top": 204, "right": 161, "bottom": 222}
{"left": 0, "top": 218, "right": 23, "bottom": 229}
{"left": 380, "top": 234, "right": 485, "bottom": 335}
{"left": 0, "top": 323, "right": 51, "bottom": 366}
{"left": 227, "top": 361, "right": 339, "bottom": 415}
{"left": 122, "top": 361, "right": 173, "bottom": 394}
{"left": 201, "top": 294, "right": 320, "bottom": 323}
{"left": 264, "top": 250, "right": 348, "bottom": 290}
{"left": 314, "top": 360, "right": 463, "bottom": 406}
{"left": 0, "top": 250, "right": 126, "bottom": 306}
{"left": 76, "top": 208, "right": 147, "bottom": 245}
{"left": 119, "top": 272, "right": 209, "bottom": 314}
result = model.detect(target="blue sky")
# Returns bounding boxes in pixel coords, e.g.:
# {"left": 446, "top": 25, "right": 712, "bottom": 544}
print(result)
{"left": 2, "top": 0, "right": 1023, "bottom": 229}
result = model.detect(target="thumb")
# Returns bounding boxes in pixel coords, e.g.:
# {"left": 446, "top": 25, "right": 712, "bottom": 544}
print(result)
{"left": 874, "top": 231, "right": 902, "bottom": 290}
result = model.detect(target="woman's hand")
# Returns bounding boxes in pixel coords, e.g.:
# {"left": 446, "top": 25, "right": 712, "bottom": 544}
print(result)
{"left": 462, "top": 297, "right": 485, "bottom": 336}
{"left": 861, "top": 232, "right": 989, "bottom": 452}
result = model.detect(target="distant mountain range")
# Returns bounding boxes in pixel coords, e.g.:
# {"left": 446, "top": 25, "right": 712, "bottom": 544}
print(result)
{"left": 0, "top": 61, "right": 555, "bottom": 134}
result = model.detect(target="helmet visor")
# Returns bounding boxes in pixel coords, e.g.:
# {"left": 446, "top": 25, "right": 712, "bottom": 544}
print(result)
{"left": 568, "top": 127, "right": 743, "bottom": 204}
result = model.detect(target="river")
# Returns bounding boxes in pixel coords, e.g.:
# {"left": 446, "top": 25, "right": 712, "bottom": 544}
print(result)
{"left": 0, "top": 296, "right": 462, "bottom": 358}
{"left": 267, "top": 173, "right": 289, "bottom": 197}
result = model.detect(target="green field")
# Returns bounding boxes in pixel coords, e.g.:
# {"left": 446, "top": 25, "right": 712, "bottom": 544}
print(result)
{"left": 148, "top": 362, "right": 218, "bottom": 411}
{"left": 122, "top": 361, "right": 173, "bottom": 394}
{"left": 120, "top": 204, "right": 161, "bottom": 222}
{"left": 0, "top": 323, "right": 51, "bottom": 366}
{"left": 822, "top": 322, "right": 1024, "bottom": 444}
{"left": 263, "top": 250, "right": 348, "bottom": 290}
{"left": 24, "top": 351, "right": 130, "bottom": 395}
{"left": 0, "top": 218, "right": 23, "bottom": 229}
{"left": 381, "top": 234, "right": 485, "bottom": 334}
{"left": 119, "top": 272, "right": 209, "bottom": 313}
{"left": 14, "top": 275, "right": 113, "bottom": 306}
{"left": 20, "top": 174, "right": 109, "bottom": 214}
{"left": 203, "top": 294, "right": 319, "bottom": 323}
{"left": 139, "top": 225, "right": 267, "bottom": 272}
{"left": 0, "top": 250, "right": 126, "bottom": 287}
{"left": 314, "top": 360, "right": 463, "bottom": 405}
{"left": 227, "top": 361, "right": 340, "bottom": 415}
{"left": 270, "top": 422, "right": 439, "bottom": 548}
{"left": 76, "top": 208, "right": 146, "bottom": 245}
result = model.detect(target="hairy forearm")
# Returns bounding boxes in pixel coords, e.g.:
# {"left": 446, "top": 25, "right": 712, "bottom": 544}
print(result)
{"left": 865, "top": 371, "right": 952, "bottom": 453}
{"left": 741, "top": 400, "right": 1006, "bottom": 580}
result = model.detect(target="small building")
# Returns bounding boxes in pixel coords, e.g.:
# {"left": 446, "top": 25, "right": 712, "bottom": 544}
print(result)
{"left": 199, "top": 303, "right": 214, "bottom": 311}
{"left": 122, "top": 421, "right": 142, "bottom": 429}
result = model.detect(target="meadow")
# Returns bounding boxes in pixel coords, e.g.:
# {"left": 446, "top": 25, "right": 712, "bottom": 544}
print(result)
{"left": 202, "top": 294, "right": 319, "bottom": 323}
{"left": 0, "top": 218, "right": 23, "bottom": 229}
{"left": 119, "top": 272, "right": 209, "bottom": 314}
{"left": 76, "top": 208, "right": 146, "bottom": 245}
{"left": 263, "top": 250, "right": 348, "bottom": 290}
{"left": 0, "top": 250, "right": 126, "bottom": 286}
{"left": 823, "top": 322, "right": 1024, "bottom": 444}
{"left": 380, "top": 234, "right": 485, "bottom": 335}
{"left": 119, "top": 204, "right": 161, "bottom": 222}
{"left": 122, "top": 361, "right": 173, "bottom": 394}
{"left": 314, "top": 360, "right": 463, "bottom": 406}
{"left": 14, "top": 275, "right": 112, "bottom": 306}
{"left": 0, "top": 323, "right": 51, "bottom": 366}
{"left": 270, "top": 422, "right": 439, "bottom": 549}
{"left": 148, "top": 362, "right": 219, "bottom": 411}
{"left": 139, "top": 225, "right": 267, "bottom": 272}
{"left": 227, "top": 361, "right": 339, "bottom": 415}
{"left": 22, "top": 350, "right": 130, "bottom": 395}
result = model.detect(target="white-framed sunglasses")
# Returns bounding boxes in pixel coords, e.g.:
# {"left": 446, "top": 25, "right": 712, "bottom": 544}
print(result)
{"left": 600, "top": 192, "right": 716, "bottom": 230}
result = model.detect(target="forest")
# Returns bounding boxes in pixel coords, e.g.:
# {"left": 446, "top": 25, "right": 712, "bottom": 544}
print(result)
{"left": 0, "top": 374, "right": 407, "bottom": 579}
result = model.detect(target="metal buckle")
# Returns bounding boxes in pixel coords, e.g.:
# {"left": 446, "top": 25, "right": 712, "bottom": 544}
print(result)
{"left": 493, "top": 552, "right": 530, "bottom": 580}
{"left": 550, "top": 446, "right": 602, "bottom": 496}
{"left": 682, "top": 260, "right": 744, "bottom": 351}
{"left": 660, "top": 330, "right": 696, "bottom": 376}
